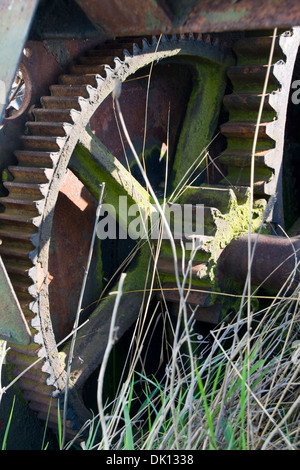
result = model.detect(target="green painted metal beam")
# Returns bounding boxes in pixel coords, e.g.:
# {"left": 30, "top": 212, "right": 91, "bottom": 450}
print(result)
{"left": 0, "top": 256, "right": 31, "bottom": 345}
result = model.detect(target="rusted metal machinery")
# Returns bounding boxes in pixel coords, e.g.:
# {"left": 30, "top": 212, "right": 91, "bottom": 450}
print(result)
{"left": 1, "top": 0, "right": 300, "bottom": 440}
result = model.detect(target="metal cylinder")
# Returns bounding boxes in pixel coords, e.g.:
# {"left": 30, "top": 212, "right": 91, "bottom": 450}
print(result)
{"left": 218, "top": 233, "right": 300, "bottom": 291}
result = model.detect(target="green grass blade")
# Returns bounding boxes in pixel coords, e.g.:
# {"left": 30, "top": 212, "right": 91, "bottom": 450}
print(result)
{"left": 57, "top": 399, "right": 63, "bottom": 449}
{"left": 195, "top": 367, "right": 217, "bottom": 449}
{"left": 123, "top": 404, "right": 134, "bottom": 450}
{"left": 2, "top": 396, "right": 15, "bottom": 450}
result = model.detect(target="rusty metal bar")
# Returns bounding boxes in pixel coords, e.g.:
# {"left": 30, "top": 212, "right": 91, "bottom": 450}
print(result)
{"left": 75, "top": 0, "right": 300, "bottom": 37}
{"left": 218, "top": 233, "right": 300, "bottom": 292}
{"left": 181, "top": 0, "right": 300, "bottom": 35}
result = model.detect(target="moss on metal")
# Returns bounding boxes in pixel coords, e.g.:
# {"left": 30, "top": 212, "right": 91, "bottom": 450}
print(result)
{"left": 170, "top": 59, "right": 230, "bottom": 191}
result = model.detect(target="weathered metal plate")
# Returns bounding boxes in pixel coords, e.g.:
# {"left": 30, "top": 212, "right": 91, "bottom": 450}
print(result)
{"left": 0, "top": 0, "right": 39, "bottom": 124}
{"left": 0, "top": 256, "right": 31, "bottom": 345}
{"left": 75, "top": 0, "right": 300, "bottom": 37}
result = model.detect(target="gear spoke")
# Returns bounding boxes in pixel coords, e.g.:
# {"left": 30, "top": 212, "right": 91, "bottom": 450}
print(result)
{"left": 71, "top": 127, "right": 151, "bottom": 229}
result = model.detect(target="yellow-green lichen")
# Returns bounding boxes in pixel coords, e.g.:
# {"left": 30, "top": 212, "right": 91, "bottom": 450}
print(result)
{"left": 205, "top": 190, "right": 267, "bottom": 314}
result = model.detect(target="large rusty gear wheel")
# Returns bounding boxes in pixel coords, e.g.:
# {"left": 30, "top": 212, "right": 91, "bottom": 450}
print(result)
{"left": 0, "top": 30, "right": 299, "bottom": 440}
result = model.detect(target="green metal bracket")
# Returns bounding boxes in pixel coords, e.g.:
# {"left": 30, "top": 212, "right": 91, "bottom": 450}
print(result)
{"left": 0, "top": 256, "right": 31, "bottom": 345}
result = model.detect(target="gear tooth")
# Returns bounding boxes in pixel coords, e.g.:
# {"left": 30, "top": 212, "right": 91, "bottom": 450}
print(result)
{"left": 70, "top": 63, "right": 108, "bottom": 76}
{"left": 40, "top": 95, "right": 87, "bottom": 112}
{"left": 142, "top": 36, "right": 151, "bottom": 49}
{"left": 78, "top": 55, "right": 115, "bottom": 66}
{"left": 220, "top": 121, "right": 270, "bottom": 139}
{"left": 2, "top": 180, "right": 47, "bottom": 197}
{"left": 21, "top": 135, "right": 66, "bottom": 152}
{"left": 26, "top": 121, "right": 73, "bottom": 138}
{"left": 49, "top": 84, "right": 92, "bottom": 99}
{"left": 8, "top": 164, "right": 54, "bottom": 183}
{"left": 232, "top": 35, "right": 282, "bottom": 64}
{"left": 58, "top": 73, "right": 99, "bottom": 88}
{"left": 227, "top": 64, "right": 280, "bottom": 92}
{"left": 151, "top": 35, "right": 158, "bottom": 46}
{"left": 211, "top": 36, "right": 219, "bottom": 46}
{"left": 203, "top": 33, "right": 211, "bottom": 44}
{"left": 14, "top": 150, "right": 59, "bottom": 168}
{"left": 218, "top": 149, "right": 267, "bottom": 168}
{"left": 33, "top": 107, "right": 81, "bottom": 124}
{"left": 102, "top": 63, "right": 116, "bottom": 79}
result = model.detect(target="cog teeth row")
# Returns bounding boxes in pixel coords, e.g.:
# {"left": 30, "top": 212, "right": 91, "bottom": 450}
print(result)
{"left": 218, "top": 30, "right": 300, "bottom": 204}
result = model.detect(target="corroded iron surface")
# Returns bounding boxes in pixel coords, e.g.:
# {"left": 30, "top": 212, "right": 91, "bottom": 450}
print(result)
{"left": 219, "top": 233, "right": 300, "bottom": 292}
{"left": 75, "top": 0, "right": 300, "bottom": 36}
